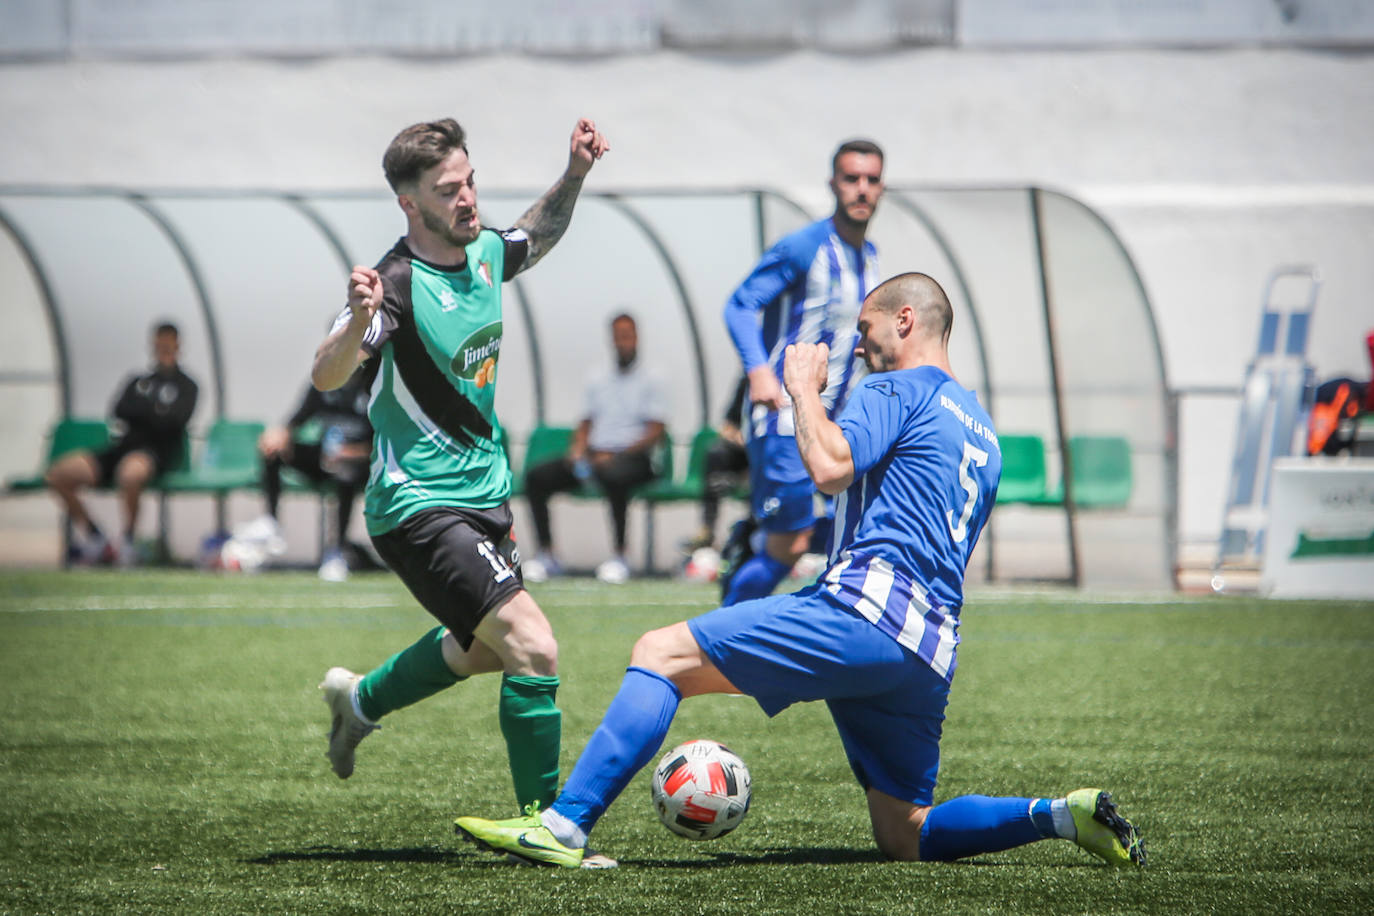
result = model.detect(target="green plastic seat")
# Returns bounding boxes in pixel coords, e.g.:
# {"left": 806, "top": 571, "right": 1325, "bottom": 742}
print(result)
{"left": 1030, "top": 435, "right": 1133, "bottom": 509}
{"left": 526, "top": 426, "right": 575, "bottom": 467}
{"left": 158, "top": 420, "right": 264, "bottom": 492}
{"left": 994, "top": 433, "right": 1048, "bottom": 504}
{"left": 1063, "top": 435, "right": 1133, "bottom": 508}
{"left": 7, "top": 418, "right": 111, "bottom": 491}
{"left": 643, "top": 427, "right": 716, "bottom": 504}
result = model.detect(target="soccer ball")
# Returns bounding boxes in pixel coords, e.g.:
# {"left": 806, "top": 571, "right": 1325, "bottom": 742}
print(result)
{"left": 789, "top": 551, "right": 828, "bottom": 582}
{"left": 682, "top": 546, "right": 721, "bottom": 583}
{"left": 650, "top": 739, "right": 751, "bottom": 840}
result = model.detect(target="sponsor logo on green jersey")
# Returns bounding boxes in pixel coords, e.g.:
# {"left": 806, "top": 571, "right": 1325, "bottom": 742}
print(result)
{"left": 451, "top": 321, "right": 503, "bottom": 379}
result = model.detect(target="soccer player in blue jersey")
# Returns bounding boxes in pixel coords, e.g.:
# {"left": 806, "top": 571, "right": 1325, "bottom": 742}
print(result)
{"left": 720, "top": 139, "right": 885, "bottom": 604}
{"left": 455, "top": 272, "right": 1146, "bottom": 869}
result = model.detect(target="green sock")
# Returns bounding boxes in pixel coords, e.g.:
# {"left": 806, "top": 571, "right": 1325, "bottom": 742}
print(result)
{"left": 498, "top": 674, "right": 562, "bottom": 809}
{"left": 356, "top": 626, "right": 463, "bottom": 722}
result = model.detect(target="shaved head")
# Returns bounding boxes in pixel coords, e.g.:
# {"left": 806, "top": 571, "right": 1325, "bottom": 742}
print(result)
{"left": 867, "top": 272, "right": 953, "bottom": 346}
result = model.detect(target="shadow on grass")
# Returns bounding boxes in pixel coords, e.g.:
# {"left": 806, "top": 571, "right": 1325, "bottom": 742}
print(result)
{"left": 597, "top": 849, "right": 1107, "bottom": 870}
{"left": 247, "top": 845, "right": 888, "bottom": 869}
{"left": 655, "top": 850, "right": 1113, "bottom": 870}
{"left": 625, "top": 846, "right": 890, "bottom": 868}
{"left": 249, "top": 844, "right": 1091, "bottom": 870}
{"left": 247, "top": 845, "right": 479, "bottom": 866}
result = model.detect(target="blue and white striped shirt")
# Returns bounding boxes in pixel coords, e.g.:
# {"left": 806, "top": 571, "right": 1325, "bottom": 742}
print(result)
{"left": 822, "top": 368, "right": 1001, "bottom": 682}
{"left": 724, "top": 217, "right": 879, "bottom": 439}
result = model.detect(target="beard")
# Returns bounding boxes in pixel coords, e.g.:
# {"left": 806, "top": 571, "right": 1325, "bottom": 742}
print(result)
{"left": 420, "top": 204, "right": 480, "bottom": 248}
{"left": 836, "top": 200, "right": 874, "bottom": 232}
{"left": 862, "top": 347, "right": 894, "bottom": 373}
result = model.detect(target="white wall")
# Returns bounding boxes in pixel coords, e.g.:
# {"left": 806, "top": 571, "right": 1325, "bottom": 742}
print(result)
{"left": 2, "top": 46, "right": 1371, "bottom": 570}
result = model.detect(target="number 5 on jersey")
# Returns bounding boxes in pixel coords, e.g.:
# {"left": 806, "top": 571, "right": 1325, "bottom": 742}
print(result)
{"left": 948, "top": 441, "right": 990, "bottom": 543}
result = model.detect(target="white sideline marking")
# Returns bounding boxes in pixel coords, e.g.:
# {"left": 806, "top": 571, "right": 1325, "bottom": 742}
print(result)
{"left": 1, "top": 594, "right": 401, "bottom": 613}
{"left": 538, "top": 596, "right": 710, "bottom": 608}
{"left": 1, "top": 590, "right": 710, "bottom": 614}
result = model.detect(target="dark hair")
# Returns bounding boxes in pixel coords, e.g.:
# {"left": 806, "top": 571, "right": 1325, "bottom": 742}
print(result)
{"left": 868, "top": 272, "right": 953, "bottom": 345}
{"left": 383, "top": 119, "right": 468, "bottom": 193}
{"left": 153, "top": 322, "right": 179, "bottom": 338}
{"left": 610, "top": 313, "right": 636, "bottom": 329}
{"left": 832, "top": 138, "right": 884, "bottom": 174}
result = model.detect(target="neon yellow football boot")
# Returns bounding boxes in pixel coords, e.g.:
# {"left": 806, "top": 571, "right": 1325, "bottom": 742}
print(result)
{"left": 455, "top": 803, "right": 585, "bottom": 869}
{"left": 1066, "top": 788, "right": 1146, "bottom": 868}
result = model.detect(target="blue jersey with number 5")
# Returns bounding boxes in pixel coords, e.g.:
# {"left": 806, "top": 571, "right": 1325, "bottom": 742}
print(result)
{"left": 819, "top": 367, "right": 1000, "bottom": 681}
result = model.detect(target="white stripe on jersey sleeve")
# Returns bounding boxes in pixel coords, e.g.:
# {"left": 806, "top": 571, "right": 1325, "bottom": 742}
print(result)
{"left": 329, "top": 306, "right": 385, "bottom": 350}
{"left": 329, "top": 306, "right": 352, "bottom": 334}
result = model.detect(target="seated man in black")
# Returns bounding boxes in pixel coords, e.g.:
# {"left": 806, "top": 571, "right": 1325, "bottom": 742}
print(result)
{"left": 45, "top": 321, "right": 199, "bottom": 566}
{"left": 248, "top": 369, "right": 372, "bottom": 581}
{"left": 522, "top": 313, "right": 667, "bottom": 585}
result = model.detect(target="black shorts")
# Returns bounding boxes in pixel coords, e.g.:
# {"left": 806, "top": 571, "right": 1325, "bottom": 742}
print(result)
{"left": 370, "top": 504, "right": 525, "bottom": 652}
{"left": 93, "top": 441, "right": 178, "bottom": 487}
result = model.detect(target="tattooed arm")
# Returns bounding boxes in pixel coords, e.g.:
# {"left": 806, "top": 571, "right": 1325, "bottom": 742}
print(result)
{"left": 783, "top": 342, "right": 854, "bottom": 495}
{"left": 513, "top": 117, "right": 610, "bottom": 271}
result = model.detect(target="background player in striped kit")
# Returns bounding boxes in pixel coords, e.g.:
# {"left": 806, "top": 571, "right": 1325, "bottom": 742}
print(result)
{"left": 719, "top": 139, "right": 884, "bottom": 604}
{"left": 456, "top": 273, "right": 1145, "bottom": 870}
{"left": 310, "top": 117, "right": 612, "bottom": 859}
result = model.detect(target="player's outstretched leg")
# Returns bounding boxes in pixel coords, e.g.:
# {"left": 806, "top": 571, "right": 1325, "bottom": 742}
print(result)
{"left": 916, "top": 791, "right": 1145, "bottom": 867}
{"left": 319, "top": 667, "right": 379, "bottom": 779}
{"left": 1066, "top": 788, "right": 1147, "bottom": 868}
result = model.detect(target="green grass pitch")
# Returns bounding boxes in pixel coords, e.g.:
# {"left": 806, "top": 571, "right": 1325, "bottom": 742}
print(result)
{"left": 2, "top": 570, "right": 1372, "bottom": 914}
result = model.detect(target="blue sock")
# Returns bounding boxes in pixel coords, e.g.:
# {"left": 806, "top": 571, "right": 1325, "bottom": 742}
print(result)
{"left": 551, "top": 667, "right": 681, "bottom": 835}
{"left": 918, "top": 795, "right": 1054, "bottom": 861}
{"left": 722, "top": 552, "right": 791, "bottom": 605}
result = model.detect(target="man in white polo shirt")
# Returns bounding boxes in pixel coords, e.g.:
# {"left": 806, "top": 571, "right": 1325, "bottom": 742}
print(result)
{"left": 523, "top": 313, "right": 668, "bottom": 584}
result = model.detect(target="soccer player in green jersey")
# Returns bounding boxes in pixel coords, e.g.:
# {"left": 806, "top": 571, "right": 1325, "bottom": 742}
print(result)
{"left": 310, "top": 117, "right": 609, "bottom": 853}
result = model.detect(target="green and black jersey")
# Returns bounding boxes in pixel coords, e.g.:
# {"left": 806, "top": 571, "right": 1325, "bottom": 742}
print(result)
{"left": 340, "top": 229, "right": 530, "bottom": 536}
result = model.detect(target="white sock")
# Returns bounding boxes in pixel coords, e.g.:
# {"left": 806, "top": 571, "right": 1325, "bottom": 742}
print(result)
{"left": 1050, "top": 798, "right": 1076, "bottom": 839}
{"left": 348, "top": 684, "right": 380, "bottom": 728}
{"left": 540, "top": 807, "right": 587, "bottom": 849}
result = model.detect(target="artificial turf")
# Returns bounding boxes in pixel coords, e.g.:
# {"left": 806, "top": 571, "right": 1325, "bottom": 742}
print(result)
{"left": 1, "top": 570, "right": 1371, "bottom": 914}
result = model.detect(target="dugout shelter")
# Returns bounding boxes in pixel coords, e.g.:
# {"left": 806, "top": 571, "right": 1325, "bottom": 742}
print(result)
{"left": 0, "top": 186, "right": 1173, "bottom": 587}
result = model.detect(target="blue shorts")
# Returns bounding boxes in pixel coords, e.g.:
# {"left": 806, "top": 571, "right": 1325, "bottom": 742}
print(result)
{"left": 746, "top": 434, "right": 816, "bottom": 534}
{"left": 687, "top": 585, "right": 949, "bottom": 806}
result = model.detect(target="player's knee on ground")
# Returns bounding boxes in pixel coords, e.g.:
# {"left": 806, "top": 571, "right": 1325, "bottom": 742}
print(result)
{"left": 868, "top": 793, "right": 929, "bottom": 862}
{"left": 872, "top": 825, "right": 922, "bottom": 861}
